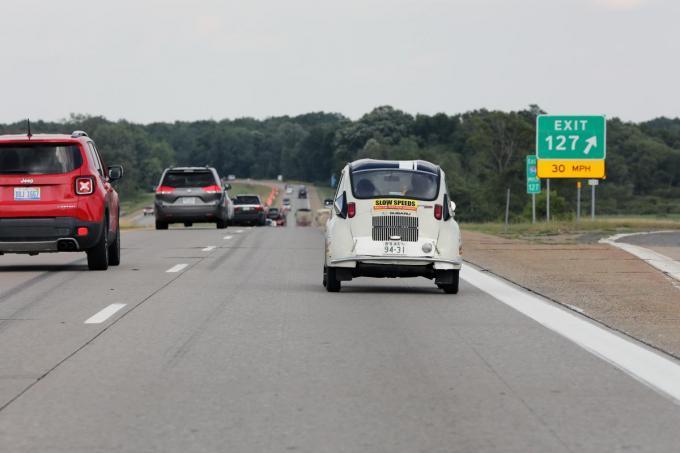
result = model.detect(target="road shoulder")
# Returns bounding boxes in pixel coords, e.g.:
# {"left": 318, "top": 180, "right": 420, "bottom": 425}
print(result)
{"left": 462, "top": 230, "right": 680, "bottom": 358}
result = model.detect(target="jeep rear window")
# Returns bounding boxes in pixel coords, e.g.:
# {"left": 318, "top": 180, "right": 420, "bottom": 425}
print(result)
{"left": 162, "top": 171, "right": 216, "bottom": 188}
{"left": 0, "top": 144, "right": 83, "bottom": 175}
{"left": 234, "top": 196, "right": 261, "bottom": 205}
{"left": 350, "top": 170, "right": 439, "bottom": 201}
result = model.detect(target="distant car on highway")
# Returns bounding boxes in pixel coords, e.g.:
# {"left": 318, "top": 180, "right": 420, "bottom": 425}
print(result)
{"left": 0, "top": 129, "right": 123, "bottom": 270}
{"left": 227, "top": 174, "right": 236, "bottom": 181}
{"left": 323, "top": 198, "right": 333, "bottom": 207}
{"left": 154, "top": 167, "right": 232, "bottom": 230}
{"left": 324, "top": 159, "right": 462, "bottom": 293}
{"left": 295, "top": 208, "right": 312, "bottom": 226}
{"left": 286, "top": 187, "right": 293, "bottom": 194}
{"left": 232, "top": 194, "right": 267, "bottom": 226}
{"left": 143, "top": 206, "right": 154, "bottom": 216}
{"left": 266, "top": 207, "right": 287, "bottom": 226}
{"left": 298, "top": 187, "right": 307, "bottom": 199}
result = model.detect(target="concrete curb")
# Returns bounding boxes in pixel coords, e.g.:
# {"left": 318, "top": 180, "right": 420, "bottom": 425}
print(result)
{"left": 600, "top": 231, "right": 680, "bottom": 282}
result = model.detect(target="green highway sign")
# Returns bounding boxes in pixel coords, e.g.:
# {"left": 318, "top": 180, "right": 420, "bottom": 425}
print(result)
{"left": 536, "top": 115, "right": 606, "bottom": 160}
{"left": 526, "top": 155, "right": 540, "bottom": 194}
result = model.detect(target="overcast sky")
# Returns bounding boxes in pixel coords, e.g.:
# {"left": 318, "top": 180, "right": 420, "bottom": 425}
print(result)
{"left": 1, "top": 0, "right": 678, "bottom": 124}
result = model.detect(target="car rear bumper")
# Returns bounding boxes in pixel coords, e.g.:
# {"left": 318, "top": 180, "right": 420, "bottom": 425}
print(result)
{"left": 155, "top": 204, "right": 223, "bottom": 221}
{"left": 232, "top": 212, "right": 265, "bottom": 223}
{"left": 330, "top": 255, "right": 462, "bottom": 269}
{"left": 0, "top": 217, "right": 103, "bottom": 253}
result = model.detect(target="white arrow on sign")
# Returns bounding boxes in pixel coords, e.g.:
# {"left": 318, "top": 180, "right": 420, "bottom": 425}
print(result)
{"left": 584, "top": 136, "right": 597, "bottom": 155}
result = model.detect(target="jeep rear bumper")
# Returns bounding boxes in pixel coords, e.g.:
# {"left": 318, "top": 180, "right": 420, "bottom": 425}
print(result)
{"left": 0, "top": 217, "right": 103, "bottom": 253}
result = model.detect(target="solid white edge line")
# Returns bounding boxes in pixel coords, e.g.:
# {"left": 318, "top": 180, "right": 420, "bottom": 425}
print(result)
{"left": 234, "top": 230, "right": 244, "bottom": 233}
{"left": 202, "top": 246, "right": 216, "bottom": 252}
{"left": 223, "top": 235, "right": 233, "bottom": 240}
{"left": 460, "top": 265, "right": 680, "bottom": 404}
{"left": 166, "top": 263, "right": 188, "bottom": 273}
{"left": 84, "top": 303, "right": 126, "bottom": 324}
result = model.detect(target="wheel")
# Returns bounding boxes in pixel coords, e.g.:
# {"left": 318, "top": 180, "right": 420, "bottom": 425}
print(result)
{"left": 87, "top": 221, "right": 109, "bottom": 271}
{"left": 184, "top": 222, "right": 193, "bottom": 227}
{"left": 108, "top": 224, "right": 121, "bottom": 266}
{"left": 258, "top": 218, "right": 266, "bottom": 226}
{"left": 437, "top": 270, "right": 460, "bottom": 294}
{"left": 216, "top": 218, "right": 228, "bottom": 229}
{"left": 155, "top": 221, "right": 168, "bottom": 230}
{"left": 325, "top": 266, "right": 341, "bottom": 292}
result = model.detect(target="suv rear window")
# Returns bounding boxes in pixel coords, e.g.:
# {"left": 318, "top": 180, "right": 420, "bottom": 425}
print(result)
{"left": 351, "top": 170, "right": 439, "bottom": 201}
{"left": 162, "top": 171, "right": 216, "bottom": 188}
{"left": 234, "top": 196, "right": 261, "bottom": 205}
{"left": 0, "top": 144, "right": 83, "bottom": 175}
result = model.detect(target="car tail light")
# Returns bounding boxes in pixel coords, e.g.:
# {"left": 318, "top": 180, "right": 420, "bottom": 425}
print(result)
{"left": 434, "top": 204, "right": 443, "bottom": 220}
{"left": 235, "top": 207, "right": 242, "bottom": 212}
{"left": 348, "top": 202, "right": 356, "bottom": 218}
{"left": 202, "top": 185, "right": 222, "bottom": 194}
{"left": 255, "top": 206, "right": 264, "bottom": 212}
{"left": 156, "top": 185, "right": 175, "bottom": 194}
{"left": 76, "top": 227, "right": 89, "bottom": 236}
{"left": 75, "top": 176, "right": 95, "bottom": 195}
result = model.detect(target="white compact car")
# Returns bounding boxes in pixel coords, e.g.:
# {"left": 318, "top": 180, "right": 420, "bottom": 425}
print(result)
{"left": 324, "top": 159, "right": 462, "bottom": 293}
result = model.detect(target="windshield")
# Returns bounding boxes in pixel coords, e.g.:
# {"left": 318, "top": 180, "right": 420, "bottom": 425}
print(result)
{"left": 0, "top": 144, "right": 83, "bottom": 175}
{"left": 351, "top": 170, "right": 439, "bottom": 200}
{"left": 234, "top": 195, "right": 261, "bottom": 205}
{"left": 162, "top": 171, "right": 216, "bottom": 188}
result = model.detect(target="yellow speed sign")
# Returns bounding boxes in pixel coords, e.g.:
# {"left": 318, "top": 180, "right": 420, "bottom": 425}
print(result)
{"left": 537, "top": 160, "right": 605, "bottom": 179}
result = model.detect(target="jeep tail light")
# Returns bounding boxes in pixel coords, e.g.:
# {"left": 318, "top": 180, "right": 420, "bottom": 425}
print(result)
{"left": 202, "top": 185, "right": 222, "bottom": 194}
{"left": 156, "top": 185, "right": 175, "bottom": 194}
{"left": 76, "top": 227, "right": 89, "bottom": 236}
{"left": 75, "top": 176, "right": 95, "bottom": 195}
{"left": 348, "top": 202, "right": 356, "bottom": 218}
{"left": 434, "top": 204, "right": 443, "bottom": 220}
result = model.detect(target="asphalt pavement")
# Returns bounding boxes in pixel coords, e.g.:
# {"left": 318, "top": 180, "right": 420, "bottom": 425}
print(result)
{"left": 2, "top": 198, "right": 680, "bottom": 452}
{"left": 616, "top": 231, "right": 680, "bottom": 261}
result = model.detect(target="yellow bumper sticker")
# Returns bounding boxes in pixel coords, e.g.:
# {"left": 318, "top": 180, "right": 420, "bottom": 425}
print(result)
{"left": 373, "top": 199, "right": 418, "bottom": 212}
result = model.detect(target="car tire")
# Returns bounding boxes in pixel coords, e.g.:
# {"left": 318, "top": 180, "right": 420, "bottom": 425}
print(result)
{"left": 87, "top": 221, "right": 109, "bottom": 271}
{"left": 108, "top": 223, "right": 121, "bottom": 266}
{"left": 216, "top": 218, "right": 228, "bottom": 229}
{"left": 437, "top": 270, "right": 460, "bottom": 294}
{"left": 325, "top": 266, "right": 341, "bottom": 292}
{"left": 155, "top": 221, "right": 168, "bottom": 230}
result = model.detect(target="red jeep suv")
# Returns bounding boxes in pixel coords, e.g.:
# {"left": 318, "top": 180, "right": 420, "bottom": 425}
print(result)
{"left": 0, "top": 130, "right": 123, "bottom": 270}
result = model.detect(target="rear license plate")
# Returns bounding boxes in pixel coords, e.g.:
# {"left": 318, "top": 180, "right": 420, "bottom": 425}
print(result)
{"left": 181, "top": 197, "right": 197, "bottom": 205}
{"left": 383, "top": 241, "right": 405, "bottom": 255}
{"left": 14, "top": 187, "right": 40, "bottom": 201}
{"left": 243, "top": 207, "right": 253, "bottom": 211}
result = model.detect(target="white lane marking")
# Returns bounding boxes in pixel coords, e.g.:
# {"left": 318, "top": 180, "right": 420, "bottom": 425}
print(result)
{"left": 202, "top": 246, "right": 216, "bottom": 252}
{"left": 234, "top": 229, "right": 244, "bottom": 233}
{"left": 223, "top": 235, "right": 233, "bottom": 240}
{"left": 84, "top": 303, "right": 126, "bottom": 324}
{"left": 166, "top": 263, "right": 188, "bottom": 273}
{"left": 600, "top": 232, "right": 680, "bottom": 282}
{"left": 461, "top": 265, "right": 680, "bottom": 403}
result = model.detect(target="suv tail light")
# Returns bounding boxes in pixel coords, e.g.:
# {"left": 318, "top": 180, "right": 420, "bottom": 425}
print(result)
{"left": 202, "top": 185, "right": 222, "bottom": 194}
{"left": 75, "top": 176, "right": 95, "bottom": 195}
{"left": 434, "top": 204, "right": 443, "bottom": 220}
{"left": 156, "top": 185, "right": 175, "bottom": 194}
{"left": 255, "top": 206, "right": 264, "bottom": 212}
{"left": 348, "top": 202, "right": 356, "bottom": 218}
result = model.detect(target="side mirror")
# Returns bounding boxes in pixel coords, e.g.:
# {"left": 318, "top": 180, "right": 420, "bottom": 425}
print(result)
{"left": 334, "top": 191, "right": 348, "bottom": 219}
{"left": 108, "top": 165, "right": 123, "bottom": 181}
{"left": 450, "top": 201, "right": 456, "bottom": 213}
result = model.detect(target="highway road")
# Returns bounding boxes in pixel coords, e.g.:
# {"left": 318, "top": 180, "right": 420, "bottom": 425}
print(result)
{"left": 2, "top": 197, "right": 680, "bottom": 452}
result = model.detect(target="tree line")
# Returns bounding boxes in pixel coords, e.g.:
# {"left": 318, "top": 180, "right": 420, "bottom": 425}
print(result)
{"left": 2, "top": 106, "right": 679, "bottom": 222}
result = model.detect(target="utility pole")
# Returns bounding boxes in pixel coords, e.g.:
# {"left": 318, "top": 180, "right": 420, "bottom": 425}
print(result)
{"left": 504, "top": 188, "right": 510, "bottom": 232}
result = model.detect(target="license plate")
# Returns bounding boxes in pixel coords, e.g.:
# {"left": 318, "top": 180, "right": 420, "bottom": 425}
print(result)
{"left": 383, "top": 241, "right": 405, "bottom": 255}
{"left": 181, "top": 197, "right": 196, "bottom": 205}
{"left": 14, "top": 187, "right": 40, "bottom": 201}
{"left": 243, "top": 207, "right": 253, "bottom": 211}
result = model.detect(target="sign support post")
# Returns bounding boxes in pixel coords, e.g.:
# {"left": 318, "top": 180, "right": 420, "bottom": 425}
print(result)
{"left": 546, "top": 179, "right": 550, "bottom": 222}
{"left": 532, "top": 193, "right": 536, "bottom": 224}
{"left": 576, "top": 181, "right": 581, "bottom": 222}
{"left": 591, "top": 184, "right": 596, "bottom": 221}
{"left": 504, "top": 188, "right": 510, "bottom": 232}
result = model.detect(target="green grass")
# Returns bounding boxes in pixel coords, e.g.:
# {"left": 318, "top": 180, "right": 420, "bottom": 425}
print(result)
{"left": 314, "top": 185, "right": 336, "bottom": 201}
{"left": 463, "top": 216, "right": 680, "bottom": 239}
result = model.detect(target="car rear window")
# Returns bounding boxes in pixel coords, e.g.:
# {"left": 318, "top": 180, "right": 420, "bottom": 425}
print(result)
{"left": 0, "top": 144, "right": 83, "bottom": 175}
{"left": 162, "top": 171, "right": 216, "bottom": 188}
{"left": 234, "top": 196, "right": 261, "bottom": 205}
{"left": 351, "top": 170, "right": 439, "bottom": 201}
